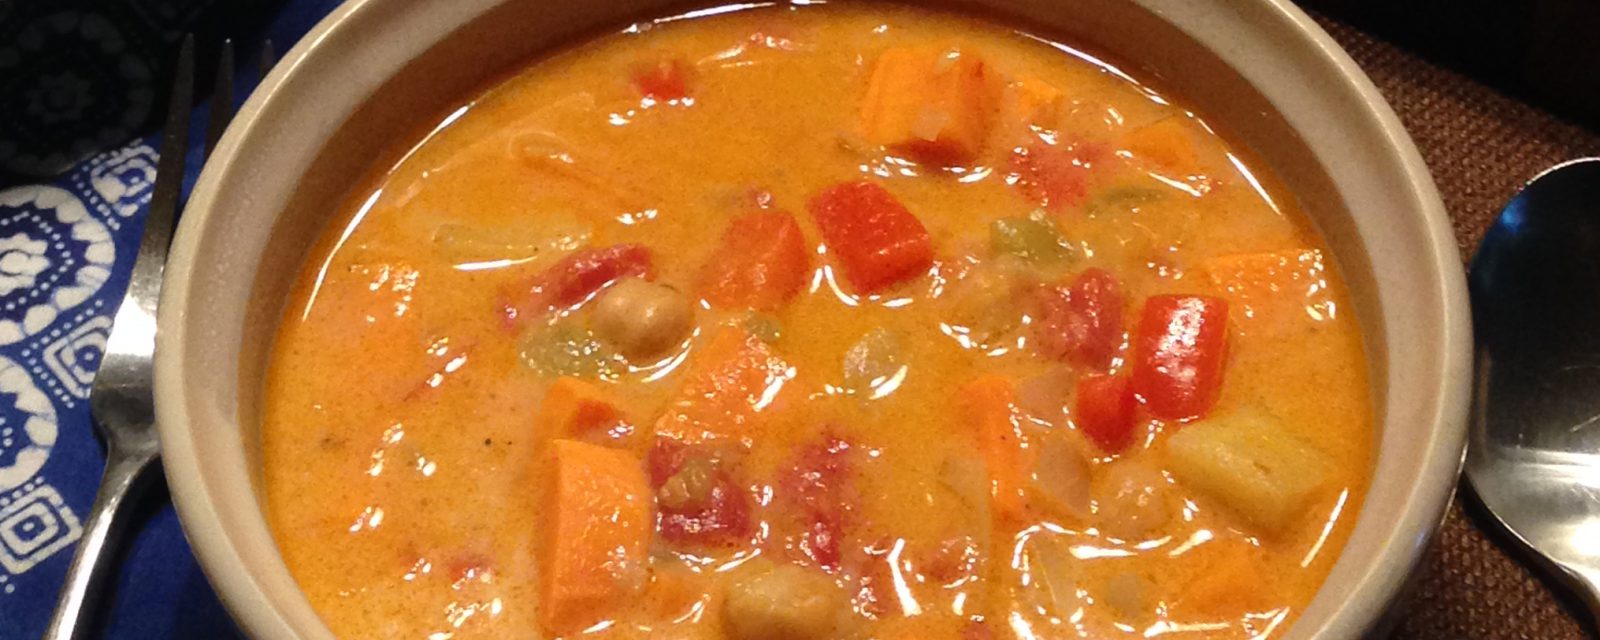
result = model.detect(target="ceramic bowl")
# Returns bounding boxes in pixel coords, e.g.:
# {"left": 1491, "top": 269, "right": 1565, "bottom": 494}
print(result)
{"left": 155, "top": 0, "right": 1471, "bottom": 637}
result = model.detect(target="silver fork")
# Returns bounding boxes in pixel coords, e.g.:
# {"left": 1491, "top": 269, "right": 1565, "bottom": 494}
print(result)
{"left": 43, "top": 36, "right": 271, "bottom": 640}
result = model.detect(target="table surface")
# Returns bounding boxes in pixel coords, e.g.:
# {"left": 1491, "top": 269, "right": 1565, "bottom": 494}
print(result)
{"left": 0, "top": 4, "right": 1597, "bottom": 639}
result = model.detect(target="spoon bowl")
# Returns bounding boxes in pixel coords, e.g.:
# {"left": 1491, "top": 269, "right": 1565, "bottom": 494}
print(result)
{"left": 1467, "top": 157, "right": 1600, "bottom": 626}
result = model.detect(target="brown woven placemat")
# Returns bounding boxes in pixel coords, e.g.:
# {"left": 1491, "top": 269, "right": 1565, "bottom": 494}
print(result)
{"left": 1314, "top": 17, "right": 1600, "bottom": 640}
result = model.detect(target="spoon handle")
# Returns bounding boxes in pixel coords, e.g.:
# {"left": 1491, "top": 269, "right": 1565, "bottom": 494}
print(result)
{"left": 41, "top": 446, "right": 159, "bottom": 640}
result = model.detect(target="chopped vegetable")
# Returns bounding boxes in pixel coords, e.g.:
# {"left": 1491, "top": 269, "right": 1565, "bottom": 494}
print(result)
{"left": 1165, "top": 413, "right": 1329, "bottom": 533}
{"left": 522, "top": 244, "right": 653, "bottom": 311}
{"left": 632, "top": 57, "right": 691, "bottom": 101}
{"left": 1093, "top": 462, "right": 1172, "bottom": 540}
{"left": 1201, "top": 248, "right": 1333, "bottom": 334}
{"left": 1028, "top": 434, "right": 1092, "bottom": 520}
{"left": 592, "top": 277, "right": 694, "bottom": 360}
{"left": 1004, "top": 76, "right": 1063, "bottom": 127}
{"left": 1174, "top": 540, "right": 1274, "bottom": 617}
{"left": 539, "top": 439, "right": 651, "bottom": 635}
{"left": 1015, "top": 365, "right": 1074, "bottom": 422}
{"left": 1103, "top": 572, "right": 1150, "bottom": 619}
{"left": 1084, "top": 186, "right": 1164, "bottom": 217}
{"left": 1075, "top": 373, "right": 1137, "bottom": 453}
{"left": 741, "top": 312, "right": 784, "bottom": 343}
{"left": 958, "top": 375, "right": 1028, "bottom": 523}
{"left": 518, "top": 321, "right": 624, "bottom": 379}
{"left": 842, "top": 327, "right": 903, "bottom": 397}
{"left": 698, "top": 210, "right": 811, "bottom": 312}
{"left": 535, "top": 377, "right": 624, "bottom": 443}
{"left": 646, "top": 438, "right": 752, "bottom": 546}
{"left": 1131, "top": 295, "right": 1229, "bottom": 420}
{"left": 1032, "top": 268, "right": 1125, "bottom": 369}
{"left": 777, "top": 435, "right": 857, "bottom": 569}
{"left": 949, "top": 255, "right": 1035, "bottom": 344}
{"left": 859, "top": 45, "right": 998, "bottom": 165}
{"left": 1012, "top": 140, "right": 1106, "bottom": 212}
{"left": 807, "top": 181, "right": 934, "bottom": 294}
{"left": 1123, "top": 116, "right": 1199, "bottom": 174}
{"left": 990, "top": 214, "right": 1072, "bottom": 264}
{"left": 654, "top": 327, "right": 787, "bottom": 444}
{"left": 722, "top": 560, "right": 853, "bottom": 640}
{"left": 1022, "top": 533, "right": 1083, "bottom": 619}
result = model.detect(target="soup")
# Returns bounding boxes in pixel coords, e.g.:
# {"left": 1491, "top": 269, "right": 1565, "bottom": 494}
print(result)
{"left": 261, "top": 3, "right": 1372, "bottom": 639}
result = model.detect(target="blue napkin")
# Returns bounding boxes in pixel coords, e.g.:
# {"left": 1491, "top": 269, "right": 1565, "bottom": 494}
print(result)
{"left": 0, "top": 1, "right": 340, "bottom": 637}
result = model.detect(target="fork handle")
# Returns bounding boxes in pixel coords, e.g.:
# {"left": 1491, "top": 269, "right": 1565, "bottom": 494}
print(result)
{"left": 42, "top": 445, "right": 159, "bottom": 640}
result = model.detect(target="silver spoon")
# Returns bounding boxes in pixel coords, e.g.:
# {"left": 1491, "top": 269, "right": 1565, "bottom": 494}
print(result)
{"left": 1467, "top": 157, "right": 1600, "bottom": 629}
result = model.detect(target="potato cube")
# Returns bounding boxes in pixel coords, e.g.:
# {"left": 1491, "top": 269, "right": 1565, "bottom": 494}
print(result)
{"left": 1166, "top": 413, "right": 1328, "bottom": 533}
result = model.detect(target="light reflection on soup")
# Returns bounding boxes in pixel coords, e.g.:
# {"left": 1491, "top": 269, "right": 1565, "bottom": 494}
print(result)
{"left": 261, "top": 3, "right": 1372, "bottom": 639}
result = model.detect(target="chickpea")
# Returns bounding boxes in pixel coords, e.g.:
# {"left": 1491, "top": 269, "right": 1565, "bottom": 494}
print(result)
{"left": 592, "top": 277, "right": 693, "bottom": 360}
{"left": 722, "top": 562, "right": 851, "bottom": 640}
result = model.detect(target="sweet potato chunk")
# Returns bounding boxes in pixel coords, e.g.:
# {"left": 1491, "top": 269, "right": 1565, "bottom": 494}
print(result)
{"left": 1122, "top": 116, "right": 1199, "bottom": 175}
{"left": 536, "top": 377, "right": 622, "bottom": 439}
{"left": 860, "top": 45, "right": 999, "bottom": 165}
{"left": 1201, "top": 248, "right": 1334, "bottom": 336}
{"left": 539, "top": 440, "right": 651, "bottom": 634}
{"left": 654, "top": 327, "right": 788, "bottom": 444}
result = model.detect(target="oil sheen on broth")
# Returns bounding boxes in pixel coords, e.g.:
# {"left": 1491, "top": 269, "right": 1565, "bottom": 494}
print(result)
{"left": 261, "top": 4, "right": 1372, "bottom": 639}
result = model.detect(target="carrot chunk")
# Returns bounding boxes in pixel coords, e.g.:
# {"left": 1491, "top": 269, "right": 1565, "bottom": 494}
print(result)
{"left": 697, "top": 210, "right": 811, "bottom": 312}
{"left": 1123, "top": 116, "right": 1199, "bottom": 174}
{"left": 539, "top": 440, "right": 651, "bottom": 635}
{"left": 859, "top": 45, "right": 999, "bottom": 165}
{"left": 958, "top": 375, "right": 1028, "bottom": 523}
{"left": 654, "top": 327, "right": 788, "bottom": 444}
{"left": 807, "top": 181, "right": 933, "bottom": 295}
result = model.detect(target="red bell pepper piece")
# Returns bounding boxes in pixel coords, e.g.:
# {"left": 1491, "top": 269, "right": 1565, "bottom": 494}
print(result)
{"left": 1075, "top": 373, "right": 1137, "bottom": 453}
{"left": 526, "top": 244, "right": 652, "bottom": 311}
{"left": 806, "top": 181, "right": 933, "bottom": 294}
{"left": 1033, "top": 268, "right": 1125, "bottom": 368}
{"left": 1131, "top": 295, "right": 1229, "bottom": 420}
{"left": 697, "top": 210, "right": 811, "bottom": 311}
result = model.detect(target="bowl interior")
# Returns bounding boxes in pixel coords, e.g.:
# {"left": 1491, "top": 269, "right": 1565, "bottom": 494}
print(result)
{"left": 159, "top": 0, "right": 1469, "bottom": 638}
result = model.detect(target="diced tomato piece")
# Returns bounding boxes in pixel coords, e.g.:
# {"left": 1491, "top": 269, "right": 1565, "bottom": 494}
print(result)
{"left": 807, "top": 181, "right": 933, "bottom": 294}
{"left": 1032, "top": 268, "right": 1125, "bottom": 369}
{"left": 778, "top": 434, "right": 856, "bottom": 569}
{"left": 1131, "top": 295, "right": 1229, "bottom": 420}
{"left": 646, "top": 438, "right": 753, "bottom": 547}
{"left": 524, "top": 244, "right": 652, "bottom": 311}
{"left": 632, "top": 58, "right": 690, "bottom": 101}
{"left": 1012, "top": 140, "right": 1107, "bottom": 212}
{"left": 697, "top": 210, "right": 811, "bottom": 311}
{"left": 1076, "top": 373, "right": 1137, "bottom": 453}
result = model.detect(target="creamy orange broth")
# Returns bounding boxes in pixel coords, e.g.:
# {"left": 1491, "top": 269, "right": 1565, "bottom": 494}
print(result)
{"left": 261, "top": 4, "right": 1372, "bottom": 639}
